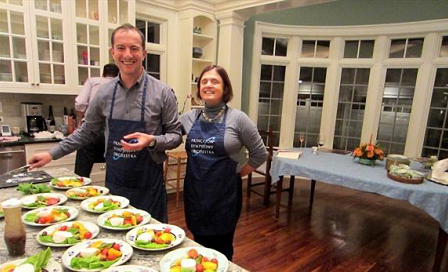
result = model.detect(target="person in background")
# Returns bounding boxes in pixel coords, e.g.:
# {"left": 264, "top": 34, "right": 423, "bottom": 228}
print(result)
{"left": 74, "top": 63, "right": 119, "bottom": 177}
{"left": 28, "top": 24, "right": 182, "bottom": 222}
{"left": 180, "top": 65, "right": 267, "bottom": 260}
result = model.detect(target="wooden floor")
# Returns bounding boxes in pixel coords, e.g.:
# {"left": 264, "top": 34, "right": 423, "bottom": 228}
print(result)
{"left": 167, "top": 177, "right": 446, "bottom": 272}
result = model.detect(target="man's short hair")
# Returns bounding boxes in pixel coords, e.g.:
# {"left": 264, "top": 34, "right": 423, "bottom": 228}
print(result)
{"left": 103, "top": 63, "right": 119, "bottom": 77}
{"left": 110, "top": 23, "right": 145, "bottom": 49}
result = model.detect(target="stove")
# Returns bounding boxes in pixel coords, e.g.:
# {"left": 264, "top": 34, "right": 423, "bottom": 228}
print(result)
{"left": 0, "top": 170, "right": 52, "bottom": 189}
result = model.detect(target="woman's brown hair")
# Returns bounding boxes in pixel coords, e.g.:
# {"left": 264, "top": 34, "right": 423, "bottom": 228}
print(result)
{"left": 196, "top": 65, "right": 233, "bottom": 103}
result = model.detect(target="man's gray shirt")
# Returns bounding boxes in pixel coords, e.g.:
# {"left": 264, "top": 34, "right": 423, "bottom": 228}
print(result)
{"left": 49, "top": 72, "right": 182, "bottom": 163}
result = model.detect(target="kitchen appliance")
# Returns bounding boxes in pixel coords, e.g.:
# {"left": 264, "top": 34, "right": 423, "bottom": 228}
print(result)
{"left": 0, "top": 145, "right": 26, "bottom": 176}
{"left": 21, "top": 102, "right": 47, "bottom": 135}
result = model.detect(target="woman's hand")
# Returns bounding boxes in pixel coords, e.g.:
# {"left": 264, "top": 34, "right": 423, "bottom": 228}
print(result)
{"left": 239, "top": 163, "right": 255, "bottom": 177}
{"left": 121, "top": 132, "right": 155, "bottom": 151}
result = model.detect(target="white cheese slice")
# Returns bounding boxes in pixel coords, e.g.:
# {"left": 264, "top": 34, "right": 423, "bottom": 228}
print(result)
{"left": 137, "top": 232, "right": 153, "bottom": 243}
{"left": 94, "top": 202, "right": 104, "bottom": 211}
{"left": 109, "top": 217, "right": 124, "bottom": 227}
{"left": 52, "top": 231, "right": 73, "bottom": 243}
{"left": 80, "top": 247, "right": 99, "bottom": 258}
{"left": 181, "top": 259, "right": 196, "bottom": 271}
{"left": 38, "top": 209, "right": 52, "bottom": 217}
{"left": 13, "top": 264, "right": 35, "bottom": 272}
{"left": 22, "top": 198, "right": 36, "bottom": 206}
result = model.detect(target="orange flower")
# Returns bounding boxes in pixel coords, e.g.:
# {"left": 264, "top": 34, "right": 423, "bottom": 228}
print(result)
{"left": 354, "top": 148, "right": 363, "bottom": 157}
{"left": 352, "top": 141, "right": 384, "bottom": 161}
{"left": 365, "top": 144, "right": 374, "bottom": 152}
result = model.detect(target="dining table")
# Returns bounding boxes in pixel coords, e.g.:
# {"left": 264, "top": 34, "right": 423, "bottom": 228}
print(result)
{"left": 270, "top": 148, "right": 448, "bottom": 272}
{"left": 0, "top": 168, "right": 248, "bottom": 272}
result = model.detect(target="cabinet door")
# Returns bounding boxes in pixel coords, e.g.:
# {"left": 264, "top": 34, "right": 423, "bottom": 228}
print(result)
{"left": 25, "top": 142, "right": 77, "bottom": 173}
{"left": 29, "top": 0, "right": 69, "bottom": 89}
{"left": 0, "top": 1, "right": 33, "bottom": 85}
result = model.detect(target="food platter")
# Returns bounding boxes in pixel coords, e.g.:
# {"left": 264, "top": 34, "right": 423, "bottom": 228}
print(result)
{"left": 50, "top": 176, "right": 92, "bottom": 189}
{"left": 22, "top": 206, "right": 79, "bottom": 226}
{"left": 37, "top": 221, "right": 100, "bottom": 247}
{"left": 387, "top": 172, "right": 423, "bottom": 184}
{"left": 159, "top": 246, "right": 228, "bottom": 272}
{"left": 21, "top": 193, "right": 68, "bottom": 209}
{"left": 81, "top": 196, "right": 129, "bottom": 214}
{"left": 0, "top": 258, "right": 62, "bottom": 272}
{"left": 62, "top": 238, "right": 133, "bottom": 271}
{"left": 125, "top": 224, "right": 185, "bottom": 251}
{"left": 66, "top": 186, "right": 109, "bottom": 200}
{"left": 97, "top": 209, "right": 151, "bottom": 230}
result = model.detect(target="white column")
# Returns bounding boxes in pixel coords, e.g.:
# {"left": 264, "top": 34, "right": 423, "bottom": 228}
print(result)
{"left": 216, "top": 12, "right": 246, "bottom": 110}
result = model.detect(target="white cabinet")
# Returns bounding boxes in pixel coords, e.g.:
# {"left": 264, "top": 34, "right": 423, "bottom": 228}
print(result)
{"left": 178, "top": 10, "right": 217, "bottom": 111}
{"left": 0, "top": 0, "right": 135, "bottom": 94}
{"left": 25, "top": 142, "right": 106, "bottom": 184}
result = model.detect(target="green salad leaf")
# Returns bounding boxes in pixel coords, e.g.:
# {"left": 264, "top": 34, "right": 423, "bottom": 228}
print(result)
{"left": 21, "top": 247, "right": 51, "bottom": 272}
{"left": 70, "top": 256, "right": 118, "bottom": 269}
{"left": 104, "top": 221, "right": 131, "bottom": 229}
{"left": 17, "top": 183, "right": 51, "bottom": 195}
{"left": 135, "top": 240, "right": 168, "bottom": 249}
{"left": 25, "top": 212, "right": 38, "bottom": 222}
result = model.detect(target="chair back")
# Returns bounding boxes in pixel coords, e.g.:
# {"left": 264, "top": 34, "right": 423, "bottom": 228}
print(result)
{"left": 258, "top": 127, "right": 274, "bottom": 182}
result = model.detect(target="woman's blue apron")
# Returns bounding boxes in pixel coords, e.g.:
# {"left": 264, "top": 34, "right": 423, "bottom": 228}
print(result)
{"left": 184, "top": 108, "right": 241, "bottom": 235}
{"left": 105, "top": 75, "right": 167, "bottom": 222}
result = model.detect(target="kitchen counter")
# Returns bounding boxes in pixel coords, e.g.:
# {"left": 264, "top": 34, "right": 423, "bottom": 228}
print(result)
{"left": 0, "top": 134, "right": 61, "bottom": 147}
{"left": 0, "top": 169, "right": 248, "bottom": 272}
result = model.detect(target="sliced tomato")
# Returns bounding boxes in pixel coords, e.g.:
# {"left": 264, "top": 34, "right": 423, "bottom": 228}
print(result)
{"left": 83, "top": 231, "right": 93, "bottom": 239}
{"left": 113, "top": 243, "right": 121, "bottom": 250}
{"left": 59, "top": 226, "right": 68, "bottom": 231}
{"left": 46, "top": 198, "right": 59, "bottom": 205}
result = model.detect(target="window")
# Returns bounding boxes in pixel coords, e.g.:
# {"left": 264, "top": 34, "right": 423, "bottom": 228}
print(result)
{"left": 294, "top": 67, "right": 326, "bottom": 147}
{"left": 334, "top": 68, "right": 370, "bottom": 151}
{"left": 389, "top": 38, "right": 424, "bottom": 58}
{"left": 257, "top": 64, "right": 285, "bottom": 146}
{"left": 261, "top": 37, "right": 287, "bottom": 56}
{"left": 301, "top": 40, "right": 330, "bottom": 58}
{"left": 143, "top": 53, "right": 160, "bottom": 80}
{"left": 136, "top": 19, "right": 160, "bottom": 44}
{"left": 344, "top": 40, "right": 374, "bottom": 58}
{"left": 422, "top": 68, "right": 448, "bottom": 159}
{"left": 377, "top": 68, "right": 418, "bottom": 154}
{"left": 441, "top": 36, "right": 448, "bottom": 57}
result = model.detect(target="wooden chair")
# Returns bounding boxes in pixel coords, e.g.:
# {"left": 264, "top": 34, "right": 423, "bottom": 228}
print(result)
{"left": 164, "top": 151, "right": 188, "bottom": 207}
{"left": 246, "top": 127, "right": 275, "bottom": 206}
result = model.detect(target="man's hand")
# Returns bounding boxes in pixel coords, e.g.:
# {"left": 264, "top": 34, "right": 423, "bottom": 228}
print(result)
{"left": 239, "top": 163, "right": 255, "bottom": 177}
{"left": 121, "top": 132, "right": 155, "bottom": 151}
{"left": 28, "top": 152, "right": 53, "bottom": 170}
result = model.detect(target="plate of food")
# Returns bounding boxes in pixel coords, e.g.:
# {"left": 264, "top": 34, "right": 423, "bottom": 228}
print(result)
{"left": 66, "top": 186, "right": 110, "bottom": 200}
{"left": 97, "top": 209, "right": 151, "bottom": 230}
{"left": 125, "top": 224, "right": 185, "bottom": 251}
{"left": 62, "top": 238, "right": 133, "bottom": 271}
{"left": 0, "top": 248, "right": 61, "bottom": 272}
{"left": 81, "top": 196, "right": 129, "bottom": 214}
{"left": 159, "top": 247, "right": 228, "bottom": 272}
{"left": 101, "top": 265, "right": 157, "bottom": 272}
{"left": 21, "top": 193, "right": 68, "bottom": 209}
{"left": 50, "top": 176, "right": 91, "bottom": 189}
{"left": 22, "top": 206, "right": 78, "bottom": 226}
{"left": 37, "top": 221, "right": 100, "bottom": 247}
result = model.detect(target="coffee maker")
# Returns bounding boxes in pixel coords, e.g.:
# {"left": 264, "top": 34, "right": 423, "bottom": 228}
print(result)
{"left": 21, "top": 102, "right": 47, "bottom": 135}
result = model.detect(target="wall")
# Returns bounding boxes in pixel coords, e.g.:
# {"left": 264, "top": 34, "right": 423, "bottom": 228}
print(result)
{"left": 0, "top": 93, "right": 77, "bottom": 132}
{"left": 242, "top": 0, "right": 448, "bottom": 112}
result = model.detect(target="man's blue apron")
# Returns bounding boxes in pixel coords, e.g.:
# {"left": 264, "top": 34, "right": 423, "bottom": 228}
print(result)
{"left": 105, "top": 75, "right": 167, "bottom": 222}
{"left": 184, "top": 108, "right": 241, "bottom": 235}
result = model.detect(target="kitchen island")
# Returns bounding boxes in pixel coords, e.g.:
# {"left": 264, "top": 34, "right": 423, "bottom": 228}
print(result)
{"left": 0, "top": 169, "right": 248, "bottom": 271}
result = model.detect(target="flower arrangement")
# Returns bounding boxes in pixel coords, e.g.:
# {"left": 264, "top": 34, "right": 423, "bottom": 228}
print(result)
{"left": 353, "top": 139, "right": 384, "bottom": 163}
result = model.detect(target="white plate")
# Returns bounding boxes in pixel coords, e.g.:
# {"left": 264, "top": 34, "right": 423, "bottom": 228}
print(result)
{"left": 66, "top": 186, "right": 110, "bottom": 200}
{"left": 62, "top": 238, "right": 133, "bottom": 271}
{"left": 97, "top": 209, "right": 151, "bottom": 230}
{"left": 50, "top": 176, "right": 92, "bottom": 190}
{"left": 101, "top": 265, "right": 157, "bottom": 272}
{"left": 21, "top": 193, "right": 68, "bottom": 209}
{"left": 22, "top": 206, "right": 79, "bottom": 226}
{"left": 159, "top": 246, "right": 228, "bottom": 272}
{"left": 81, "top": 196, "right": 129, "bottom": 214}
{"left": 0, "top": 258, "right": 62, "bottom": 272}
{"left": 126, "top": 224, "right": 185, "bottom": 251}
{"left": 37, "top": 221, "right": 100, "bottom": 247}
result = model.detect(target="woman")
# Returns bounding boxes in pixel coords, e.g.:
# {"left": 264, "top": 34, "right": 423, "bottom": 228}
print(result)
{"left": 181, "top": 65, "right": 267, "bottom": 260}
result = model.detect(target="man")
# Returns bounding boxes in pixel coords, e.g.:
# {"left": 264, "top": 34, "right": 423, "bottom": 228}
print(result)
{"left": 74, "top": 63, "right": 119, "bottom": 178}
{"left": 29, "top": 24, "right": 182, "bottom": 222}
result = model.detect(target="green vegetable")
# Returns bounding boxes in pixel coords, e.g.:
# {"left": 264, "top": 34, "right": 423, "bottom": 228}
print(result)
{"left": 70, "top": 256, "right": 118, "bottom": 269}
{"left": 20, "top": 247, "right": 51, "bottom": 272}
{"left": 17, "top": 183, "right": 51, "bottom": 195}
{"left": 38, "top": 235, "right": 80, "bottom": 245}
{"left": 104, "top": 221, "right": 131, "bottom": 228}
{"left": 25, "top": 212, "right": 38, "bottom": 222}
{"left": 135, "top": 240, "right": 168, "bottom": 249}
